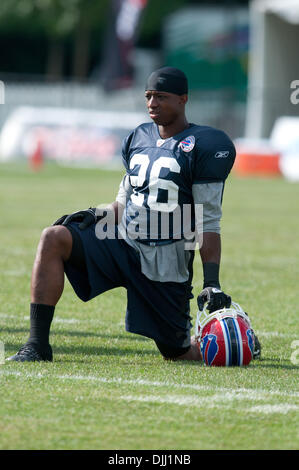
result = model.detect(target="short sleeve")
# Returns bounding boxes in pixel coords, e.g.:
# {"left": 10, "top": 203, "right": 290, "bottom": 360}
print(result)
{"left": 192, "top": 129, "right": 236, "bottom": 184}
{"left": 192, "top": 182, "right": 224, "bottom": 233}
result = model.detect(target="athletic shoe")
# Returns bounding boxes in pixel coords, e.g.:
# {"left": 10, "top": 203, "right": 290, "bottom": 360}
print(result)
{"left": 6, "top": 343, "right": 53, "bottom": 362}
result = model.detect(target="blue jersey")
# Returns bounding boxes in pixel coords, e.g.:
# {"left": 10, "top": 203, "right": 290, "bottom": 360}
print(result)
{"left": 121, "top": 122, "right": 235, "bottom": 243}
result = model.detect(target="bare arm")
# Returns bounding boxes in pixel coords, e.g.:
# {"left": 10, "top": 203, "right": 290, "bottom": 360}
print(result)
{"left": 200, "top": 232, "right": 221, "bottom": 265}
{"left": 197, "top": 231, "right": 231, "bottom": 312}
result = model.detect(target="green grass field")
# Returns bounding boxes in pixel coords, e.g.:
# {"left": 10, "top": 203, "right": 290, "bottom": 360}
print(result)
{"left": 0, "top": 162, "right": 298, "bottom": 450}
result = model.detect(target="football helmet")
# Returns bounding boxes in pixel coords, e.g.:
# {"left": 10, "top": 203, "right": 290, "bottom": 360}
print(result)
{"left": 195, "top": 301, "right": 255, "bottom": 366}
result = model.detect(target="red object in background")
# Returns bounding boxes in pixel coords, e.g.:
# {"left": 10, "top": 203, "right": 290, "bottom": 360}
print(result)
{"left": 234, "top": 150, "right": 281, "bottom": 176}
{"left": 29, "top": 140, "right": 43, "bottom": 171}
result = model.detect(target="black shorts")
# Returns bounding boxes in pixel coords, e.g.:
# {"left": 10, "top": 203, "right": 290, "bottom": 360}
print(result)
{"left": 64, "top": 222, "right": 194, "bottom": 352}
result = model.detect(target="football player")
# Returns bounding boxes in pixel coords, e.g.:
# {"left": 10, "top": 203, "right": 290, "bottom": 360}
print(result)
{"left": 8, "top": 67, "right": 246, "bottom": 362}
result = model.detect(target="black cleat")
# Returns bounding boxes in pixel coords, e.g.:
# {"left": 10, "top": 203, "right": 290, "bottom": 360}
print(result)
{"left": 6, "top": 343, "right": 53, "bottom": 362}
{"left": 252, "top": 331, "right": 261, "bottom": 360}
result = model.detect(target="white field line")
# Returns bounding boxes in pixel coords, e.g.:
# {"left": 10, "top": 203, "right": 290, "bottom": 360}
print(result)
{"left": 248, "top": 404, "right": 299, "bottom": 415}
{"left": 119, "top": 394, "right": 299, "bottom": 415}
{"left": 2, "top": 369, "right": 299, "bottom": 399}
{"left": 0, "top": 313, "right": 297, "bottom": 338}
{"left": 0, "top": 313, "right": 118, "bottom": 326}
{"left": 1, "top": 370, "right": 298, "bottom": 415}
{"left": 257, "top": 331, "right": 299, "bottom": 339}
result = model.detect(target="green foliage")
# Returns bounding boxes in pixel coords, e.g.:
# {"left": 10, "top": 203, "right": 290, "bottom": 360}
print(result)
{"left": 0, "top": 0, "right": 110, "bottom": 38}
{"left": 140, "top": 0, "right": 187, "bottom": 36}
{"left": 0, "top": 0, "right": 188, "bottom": 43}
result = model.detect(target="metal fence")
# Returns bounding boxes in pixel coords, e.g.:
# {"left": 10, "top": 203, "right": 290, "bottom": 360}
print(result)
{"left": 0, "top": 80, "right": 247, "bottom": 140}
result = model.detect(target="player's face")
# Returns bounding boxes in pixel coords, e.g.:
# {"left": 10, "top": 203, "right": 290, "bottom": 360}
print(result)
{"left": 145, "top": 90, "right": 187, "bottom": 126}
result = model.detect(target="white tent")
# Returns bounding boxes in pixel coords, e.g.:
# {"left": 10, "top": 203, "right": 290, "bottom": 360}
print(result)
{"left": 245, "top": 0, "right": 299, "bottom": 138}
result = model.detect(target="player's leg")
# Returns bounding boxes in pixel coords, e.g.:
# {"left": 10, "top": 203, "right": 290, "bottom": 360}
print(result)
{"left": 8, "top": 222, "right": 126, "bottom": 362}
{"left": 124, "top": 249, "right": 202, "bottom": 363}
{"left": 155, "top": 336, "right": 202, "bottom": 361}
{"left": 31, "top": 225, "right": 72, "bottom": 305}
{"left": 176, "top": 336, "right": 202, "bottom": 361}
{"left": 7, "top": 226, "right": 73, "bottom": 362}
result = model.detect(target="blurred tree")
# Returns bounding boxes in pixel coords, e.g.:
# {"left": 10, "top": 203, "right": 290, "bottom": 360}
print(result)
{"left": 31, "top": 0, "right": 110, "bottom": 80}
{"left": 70, "top": 0, "right": 109, "bottom": 79}
{"left": 137, "top": 0, "right": 187, "bottom": 48}
{"left": 36, "top": 0, "right": 79, "bottom": 79}
{"left": 0, "top": 0, "right": 109, "bottom": 80}
{"left": 0, "top": 0, "right": 249, "bottom": 79}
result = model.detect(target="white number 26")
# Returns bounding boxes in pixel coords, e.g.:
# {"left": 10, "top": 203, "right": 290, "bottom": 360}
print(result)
{"left": 129, "top": 154, "right": 180, "bottom": 212}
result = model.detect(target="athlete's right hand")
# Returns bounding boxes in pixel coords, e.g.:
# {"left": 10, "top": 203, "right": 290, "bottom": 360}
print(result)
{"left": 52, "top": 208, "right": 98, "bottom": 230}
{"left": 197, "top": 287, "right": 231, "bottom": 313}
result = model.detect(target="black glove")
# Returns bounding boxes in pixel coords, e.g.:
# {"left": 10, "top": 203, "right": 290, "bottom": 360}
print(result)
{"left": 197, "top": 287, "right": 231, "bottom": 313}
{"left": 52, "top": 207, "right": 99, "bottom": 230}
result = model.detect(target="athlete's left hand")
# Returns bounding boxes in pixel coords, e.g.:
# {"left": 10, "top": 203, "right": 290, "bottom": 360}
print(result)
{"left": 197, "top": 287, "right": 231, "bottom": 313}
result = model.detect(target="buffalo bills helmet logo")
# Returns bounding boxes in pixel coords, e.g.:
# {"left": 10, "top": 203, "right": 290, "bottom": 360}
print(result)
{"left": 201, "top": 333, "right": 219, "bottom": 366}
{"left": 246, "top": 329, "right": 254, "bottom": 357}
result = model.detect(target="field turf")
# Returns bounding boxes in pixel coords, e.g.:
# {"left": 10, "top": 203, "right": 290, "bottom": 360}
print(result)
{"left": 0, "top": 162, "right": 298, "bottom": 450}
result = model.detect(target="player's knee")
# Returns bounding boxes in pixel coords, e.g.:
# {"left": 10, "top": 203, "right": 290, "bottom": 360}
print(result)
{"left": 39, "top": 226, "right": 72, "bottom": 256}
{"left": 155, "top": 341, "right": 192, "bottom": 361}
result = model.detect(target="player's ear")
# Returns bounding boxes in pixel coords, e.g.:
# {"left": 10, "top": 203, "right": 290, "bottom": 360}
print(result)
{"left": 179, "top": 94, "right": 188, "bottom": 105}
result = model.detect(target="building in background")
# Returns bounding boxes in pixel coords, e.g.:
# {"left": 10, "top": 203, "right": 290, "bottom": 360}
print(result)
{"left": 163, "top": 6, "right": 249, "bottom": 94}
{"left": 161, "top": 5, "right": 249, "bottom": 137}
{"left": 2, "top": 0, "right": 298, "bottom": 174}
{"left": 245, "top": 0, "right": 299, "bottom": 138}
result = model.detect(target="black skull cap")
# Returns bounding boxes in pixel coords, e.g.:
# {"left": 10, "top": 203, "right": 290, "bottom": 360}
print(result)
{"left": 145, "top": 66, "right": 188, "bottom": 95}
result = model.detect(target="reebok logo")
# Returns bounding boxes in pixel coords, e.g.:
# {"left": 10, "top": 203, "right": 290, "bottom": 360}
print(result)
{"left": 215, "top": 151, "right": 229, "bottom": 158}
